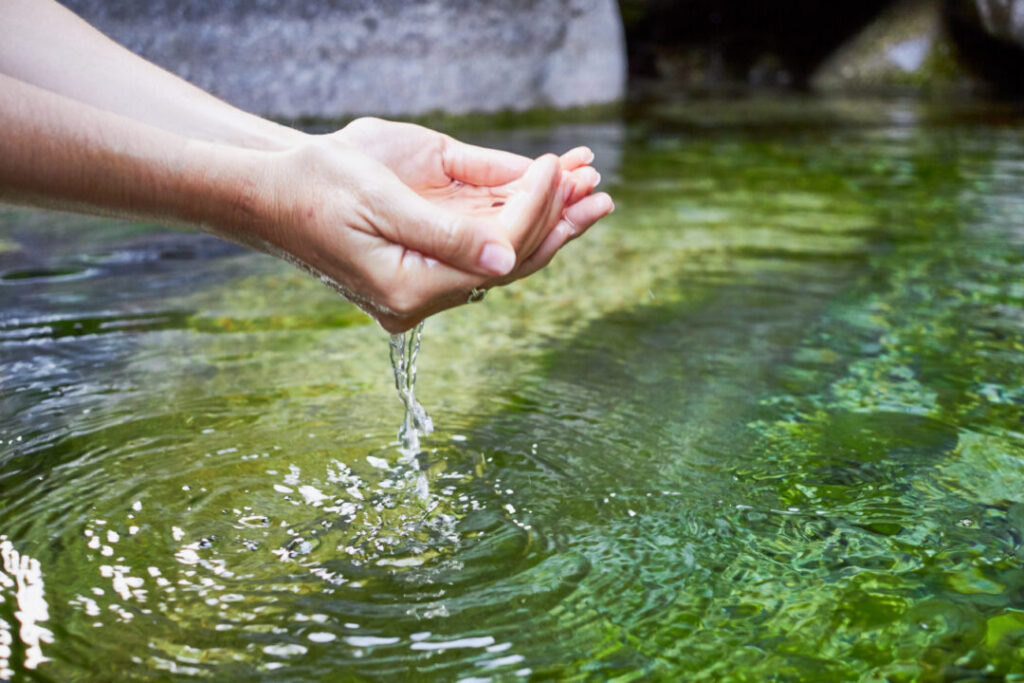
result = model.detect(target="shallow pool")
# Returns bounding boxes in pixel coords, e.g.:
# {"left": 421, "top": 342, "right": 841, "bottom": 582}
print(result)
{"left": 2, "top": 97, "right": 1023, "bottom": 680}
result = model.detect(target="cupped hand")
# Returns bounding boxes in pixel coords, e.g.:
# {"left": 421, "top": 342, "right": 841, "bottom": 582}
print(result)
{"left": 250, "top": 119, "right": 613, "bottom": 333}
{"left": 330, "top": 117, "right": 608, "bottom": 269}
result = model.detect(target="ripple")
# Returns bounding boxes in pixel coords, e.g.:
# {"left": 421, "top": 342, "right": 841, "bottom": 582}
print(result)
{"left": 0, "top": 266, "right": 99, "bottom": 284}
{"left": 1, "top": 411, "right": 594, "bottom": 677}
{"left": 5, "top": 104, "right": 1024, "bottom": 680}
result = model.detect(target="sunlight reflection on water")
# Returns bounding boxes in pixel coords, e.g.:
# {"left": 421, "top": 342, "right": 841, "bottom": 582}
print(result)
{"left": 2, "top": 101, "right": 1024, "bottom": 679}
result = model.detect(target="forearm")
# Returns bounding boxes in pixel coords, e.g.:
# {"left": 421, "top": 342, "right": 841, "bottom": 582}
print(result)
{"left": 0, "top": 0, "right": 302, "bottom": 151}
{"left": 0, "top": 73, "right": 272, "bottom": 236}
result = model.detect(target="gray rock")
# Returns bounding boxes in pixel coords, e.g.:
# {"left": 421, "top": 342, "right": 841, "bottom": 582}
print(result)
{"left": 62, "top": 0, "right": 626, "bottom": 119}
{"left": 811, "top": 0, "right": 981, "bottom": 94}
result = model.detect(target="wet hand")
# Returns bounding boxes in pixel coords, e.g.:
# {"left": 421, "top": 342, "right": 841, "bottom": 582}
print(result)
{"left": 330, "top": 117, "right": 610, "bottom": 271}
{"left": 243, "top": 120, "right": 612, "bottom": 333}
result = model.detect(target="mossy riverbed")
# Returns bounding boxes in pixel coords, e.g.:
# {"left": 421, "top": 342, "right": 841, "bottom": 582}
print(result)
{"left": 2, "top": 97, "right": 1023, "bottom": 679}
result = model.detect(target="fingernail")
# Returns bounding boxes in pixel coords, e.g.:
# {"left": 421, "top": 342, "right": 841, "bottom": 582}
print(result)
{"left": 479, "top": 242, "right": 516, "bottom": 275}
{"left": 583, "top": 147, "right": 595, "bottom": 165}
{"left": 593, "top": 171, "right": 602, "bottom": 188}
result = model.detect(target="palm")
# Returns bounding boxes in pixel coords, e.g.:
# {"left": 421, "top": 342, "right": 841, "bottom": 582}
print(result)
{"left": 310, "top": 117, "right": 611, "bottom": 333}
{"left": 331, "top": 118, "right": 535, "bottom": 221}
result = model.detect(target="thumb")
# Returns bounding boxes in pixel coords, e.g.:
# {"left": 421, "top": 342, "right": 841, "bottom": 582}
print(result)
{"left": 381, "top": 186, "right": 517, "bottom": 277}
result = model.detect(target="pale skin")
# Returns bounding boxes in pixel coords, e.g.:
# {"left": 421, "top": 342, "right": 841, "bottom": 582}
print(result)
{"left": 0, "top": 0, "right": 613, "bottom": 333}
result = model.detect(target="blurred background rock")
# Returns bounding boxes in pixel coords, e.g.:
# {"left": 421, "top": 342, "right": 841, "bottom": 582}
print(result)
{"left": 63, "top": 0, "right": 1024, "bottom": 119}
{"left": 61, "top": 0, "right": 627, "bottom": 119}
{"left": 623, "top": 0, "right": 1024, "bottom": 98}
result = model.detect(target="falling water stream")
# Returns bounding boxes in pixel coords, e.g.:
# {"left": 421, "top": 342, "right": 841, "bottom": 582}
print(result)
{"left": 388, "top": 321, "right": 433, "bottom": 455}
{"left": 3, "top": 99, "right": 1024, "bottom": 679}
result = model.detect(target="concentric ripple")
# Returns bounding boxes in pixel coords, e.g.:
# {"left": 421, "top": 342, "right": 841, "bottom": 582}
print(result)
{"left": 3, "top": 101, "right": 1024, "bottom": 679}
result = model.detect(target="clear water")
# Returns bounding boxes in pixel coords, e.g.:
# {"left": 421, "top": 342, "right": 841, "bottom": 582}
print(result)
{"left": 389, "top": 323, "right": 433, "bottom": 456}
{"left": 2, "top": 97, "right": 1024, "bottom": 680}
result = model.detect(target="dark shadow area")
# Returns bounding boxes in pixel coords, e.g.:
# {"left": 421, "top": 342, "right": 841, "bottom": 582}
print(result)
{"left": 945, "top": 0, "right": 1024, "bottom": 96}
{"left": 620, "top": 0, "right": 893, "bottom": 88}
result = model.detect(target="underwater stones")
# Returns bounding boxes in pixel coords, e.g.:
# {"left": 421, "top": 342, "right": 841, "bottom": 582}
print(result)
{"left": 61, "top": 0, "right": 626, "bottom": 118}
{"left": 810, "top": 0, "right": 980, "bottom": 94}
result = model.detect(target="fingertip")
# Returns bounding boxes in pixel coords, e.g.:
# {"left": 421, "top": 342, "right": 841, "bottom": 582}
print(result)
{"left": 479, "top": 240, "right": 517, "bottom": 276}
{"left": 537, "top": 153, "right": 562, "bottom": 175}
{"left": 563, "top": 167, "right": 601, "bottom": 205}
{"left": 579, "top": 166, "right": 601, "bottom": 190}
{"left": 559, "top": 146, "right": 595, "bottom": 170}
{"left": 562, "top": 192, "right": 614, "bottom": 235}
{"left": 524, "top": 154, "right": 560, "bottom": 189}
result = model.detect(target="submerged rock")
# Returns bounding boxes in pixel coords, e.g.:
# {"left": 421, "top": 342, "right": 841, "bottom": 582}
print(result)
{"left": 62, "top": 0, "right": 626, "bottom": 119}
{"left": 811, "top": 0, "right": 981, "bottom": 94}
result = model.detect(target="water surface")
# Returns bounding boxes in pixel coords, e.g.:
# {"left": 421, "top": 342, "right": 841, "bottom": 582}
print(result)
{"left": 2, "top": 98, "right": 1024, "bottom": 679}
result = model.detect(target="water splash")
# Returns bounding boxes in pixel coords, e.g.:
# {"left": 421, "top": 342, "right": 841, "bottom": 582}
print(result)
{"left": 389, "top": 321, "right": 433, "bottom": 455}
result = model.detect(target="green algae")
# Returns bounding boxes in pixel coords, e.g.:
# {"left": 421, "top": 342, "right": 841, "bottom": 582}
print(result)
{"left": 2, "top": 97, "right": 1024, "bottom": 679}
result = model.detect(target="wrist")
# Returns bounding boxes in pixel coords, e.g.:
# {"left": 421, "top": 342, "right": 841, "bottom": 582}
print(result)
{"left": 182, "top": 136, "right": 350, "bottom": 263}
{"left": 174, "top": 140, "right": 279, "bottom": 244}
{"left": 235, "top": 117, "right": 309, "bottom": 152}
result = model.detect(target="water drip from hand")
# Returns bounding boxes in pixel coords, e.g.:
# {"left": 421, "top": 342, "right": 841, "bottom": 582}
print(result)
{"left": 389, "top": 321, "right": 433, "bottom": 456}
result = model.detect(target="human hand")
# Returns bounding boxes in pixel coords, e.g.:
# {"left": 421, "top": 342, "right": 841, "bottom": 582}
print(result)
{"left": 225, "top": 120, "right": 612, "bottom": 333}
{"left": 329, "top": 117, "right": 610, "bottom": 272}
{"left": 0, "top": 3, "right": 610, "bottom": 333}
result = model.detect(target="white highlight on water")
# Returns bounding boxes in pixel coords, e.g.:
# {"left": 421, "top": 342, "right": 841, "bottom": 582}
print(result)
{"left": 389, "top": 321, "right": 433, "bottom": 454}
{"left": 0, "top": 535, "right": 54, "bottom": 675}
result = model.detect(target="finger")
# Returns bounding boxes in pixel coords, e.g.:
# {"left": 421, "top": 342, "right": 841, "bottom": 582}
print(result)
{"left": 516, "top": 164, "right": 598, "bottom": 260}
{"left": 381, "top": 181, "right": 518, "bottom": 277}
{"left": 515, "top": 192, "right": 613, "bottom": 278}
{"left": 559, "top": 146, "right": 595, "bottom": 172}
{"left": 498, "top": 154, "right": 561, "bottom": 257}
{"left": 563, "top": 166, "right": 601, "bottom": 206}
{"left": 388, "top": 251, "right": 483, "bottom": 321}
{"left": 379, "top": 191, "right": 614, "bottom": 331}
{"left": 520, "top": 154, "right": 568, "bottom": 261}
{"left": 441, "top": 136, "right": 532, "bottom": 187}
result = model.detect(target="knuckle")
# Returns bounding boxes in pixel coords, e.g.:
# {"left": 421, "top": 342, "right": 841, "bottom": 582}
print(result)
{"left": 561, "top": 216, "right": 579, "bottom": 237}
{"left": 346, "top": 116, "right": 380, "bottom": 133}
{"left": 432, "top": 216, "right": 469, "bottom": 256}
